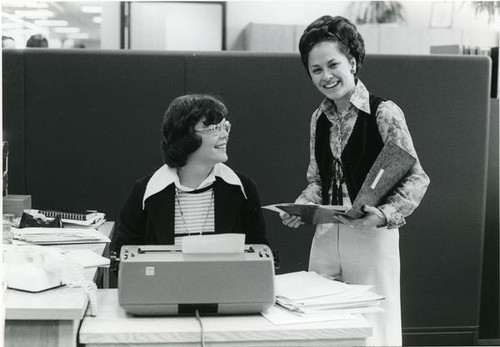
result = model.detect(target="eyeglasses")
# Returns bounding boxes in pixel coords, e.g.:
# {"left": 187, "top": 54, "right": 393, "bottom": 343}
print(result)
{"left": 195, "top": 119, "right": 231, "bottom": 135}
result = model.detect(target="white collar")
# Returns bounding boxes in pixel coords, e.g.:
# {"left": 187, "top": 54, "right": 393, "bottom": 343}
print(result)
{"left": 142, "top": 163, "right": 247, "bottom": 209}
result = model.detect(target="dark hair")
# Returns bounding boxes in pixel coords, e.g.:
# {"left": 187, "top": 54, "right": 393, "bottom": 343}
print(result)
{"left": 26, "top": 34, "right": 48, "bottom": 48}
{"left": 161, "top": 94, "right": 227, "bottom": 168}
{"left": 298, "top": 15, "right": 365, "bottom": 77}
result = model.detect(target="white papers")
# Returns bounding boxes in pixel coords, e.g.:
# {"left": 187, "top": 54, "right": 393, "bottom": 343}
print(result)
{"left": 262, "top": 271, "right": 385, "bottom": 325}
{"left": 275, "top": 271, "right": 352, "bottom": 300}
{"left": 261, "top": 305, "right": 354, "bottom": 325}
{"left": 12, "top": 227, "right": 111, "bottom": 245}
{"left": 181, "top": 233, "right": 245, "bottom": 253}
{"left": 64, "top": 249, "right": 110, "bottom": 268}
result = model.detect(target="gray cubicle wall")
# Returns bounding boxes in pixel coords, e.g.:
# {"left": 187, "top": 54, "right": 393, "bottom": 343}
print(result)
{"left": 2, "top": 50, "right": 492, "bottom": 345}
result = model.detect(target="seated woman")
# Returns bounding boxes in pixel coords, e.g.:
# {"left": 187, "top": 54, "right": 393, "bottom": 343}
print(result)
{"left": 111, "top": 94, "right": 268, "bottom": 254}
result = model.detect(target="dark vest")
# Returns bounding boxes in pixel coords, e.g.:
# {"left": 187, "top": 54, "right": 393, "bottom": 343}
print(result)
{"left": 315, "top": 95, "right": 385, "bottom": 205}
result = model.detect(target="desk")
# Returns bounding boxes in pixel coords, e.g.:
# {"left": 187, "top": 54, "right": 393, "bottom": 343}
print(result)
{"left": 79, "top": 289, "right": 372, "bottom": 347}
{"left": 4, "top": 221, "right": 114, "bottom": 347}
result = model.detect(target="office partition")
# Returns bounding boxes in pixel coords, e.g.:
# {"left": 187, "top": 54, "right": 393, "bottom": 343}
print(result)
{"left": 2, "top": 49, "right": 492, "bottom": 345}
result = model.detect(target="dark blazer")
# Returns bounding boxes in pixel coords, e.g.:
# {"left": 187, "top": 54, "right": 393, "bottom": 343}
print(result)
{"left": 111, "top": 171, "right": 268, "bottom": 255}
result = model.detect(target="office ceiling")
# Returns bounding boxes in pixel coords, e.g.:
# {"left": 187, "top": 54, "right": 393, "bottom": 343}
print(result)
{"left": 2, "top": 1, "right": 102, "bottom": 45}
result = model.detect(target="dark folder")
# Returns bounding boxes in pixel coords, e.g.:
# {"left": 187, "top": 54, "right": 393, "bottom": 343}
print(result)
{"left": 345, "top": 140, "right": 416, "bottom": 218}
{"left": 262, "top": 203, "right": 348, "bottom": 224}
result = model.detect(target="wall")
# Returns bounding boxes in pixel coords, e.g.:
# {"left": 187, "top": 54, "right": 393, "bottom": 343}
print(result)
{"left": 226, "top": 1, "right": 498, "bottom": 53}
{"left": 97, "top": 1, "right": 498, "bottom": 53}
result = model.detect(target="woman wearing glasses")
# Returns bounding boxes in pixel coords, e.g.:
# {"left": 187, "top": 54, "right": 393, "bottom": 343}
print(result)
{"left": 280, "top": 16, "right": 429, "bottom": 346}
{"left": 111, "top": 94, "right": 268, "bottom": 254}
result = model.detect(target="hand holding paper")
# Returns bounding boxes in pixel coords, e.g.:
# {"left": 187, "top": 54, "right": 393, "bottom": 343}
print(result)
{"left": 336, "top": 205, "right": 387, "bottom": 230}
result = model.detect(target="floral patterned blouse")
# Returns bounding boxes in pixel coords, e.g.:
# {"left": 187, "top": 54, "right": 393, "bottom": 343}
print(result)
{"left": 296, "top": 79, "right": 430, "bottom": 228}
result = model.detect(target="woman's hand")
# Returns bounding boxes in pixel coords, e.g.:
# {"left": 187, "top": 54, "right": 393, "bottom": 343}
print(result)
{"left": 336, "top": 205, "right": 387, "bottom": 231}
{"left": 280, "top": 212, "right": 303, "bottom": 228}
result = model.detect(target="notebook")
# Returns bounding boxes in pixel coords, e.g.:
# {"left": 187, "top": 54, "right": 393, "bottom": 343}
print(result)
{"left": 38, "top": 209, "right": 98, "bottom": 221}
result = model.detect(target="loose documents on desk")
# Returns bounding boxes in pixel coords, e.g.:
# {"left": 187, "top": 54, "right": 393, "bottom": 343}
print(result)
{"left": 118, "top": 234, "right": 275, "bottom": 316}
{"left": 12, "top": 227, "right": 110, "bottom": 245}
{"left": 262, "top": 271, "right": 384, "bottom": 325}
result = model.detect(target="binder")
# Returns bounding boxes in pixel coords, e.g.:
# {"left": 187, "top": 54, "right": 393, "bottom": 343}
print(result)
{"left": 38, "top": 209, "right": 98, "bottom": 221}
{"left": 345, "top": 140, "right": 416, "bottom": 218}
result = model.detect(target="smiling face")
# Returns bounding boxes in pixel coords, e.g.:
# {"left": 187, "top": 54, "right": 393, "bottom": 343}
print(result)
{"left": 187, "top": 118, "right": 229, "bottom": 167}
{"left": 308, "top": 41, "right": 357, "bottom": 105}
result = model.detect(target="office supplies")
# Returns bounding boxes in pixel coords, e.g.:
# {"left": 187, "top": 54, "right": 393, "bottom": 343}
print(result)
{"left": 265, "top": 271, "right": 384, "bottom": 324}
{"left": 12, "top": 227, "right": 111, "bottom": 245}
{"left": 39, "top": 209, "right": 98, "bottom": 221}
{"left": 262, "top": 203, "right": 347, "bottom": 224}
{"left": 64, "top": 249, "right": 110, "bottom": 268}
{"left": 61, "top": 212, "right": 106, "bottom": 227}
{"left": 345, "top": 140, "right": 416, "bottom": 218}
{"left": 118, "top": 244, "right": 275, "bottom": 316}
{"left": 19, "top": 211, "right": 63, "bottom": 228}
{"left": 181, "top": 233, "right": 245, "bottom": 253}
{"left": 3, "top": 195, "right": 32, "bottom": 217}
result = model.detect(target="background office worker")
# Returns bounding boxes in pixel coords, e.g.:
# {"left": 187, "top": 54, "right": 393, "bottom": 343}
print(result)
{"left": 111, "top": 94, "right": 268, "bottom": 255}
{"left": 280, "top": 16, "right": 430, "bottom": 346}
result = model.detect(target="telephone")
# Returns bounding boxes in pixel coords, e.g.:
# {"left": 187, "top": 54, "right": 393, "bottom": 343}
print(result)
{"left": 3, "top": 244, "right": 98, "bottom": 315}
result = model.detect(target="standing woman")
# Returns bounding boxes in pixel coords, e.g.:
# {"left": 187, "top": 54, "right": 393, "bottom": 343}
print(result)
{"left": 281, "top": 16, "right": 430, "bottom": 346}
{"left": 111, "top": 94, "right": 268, "bottom": 254}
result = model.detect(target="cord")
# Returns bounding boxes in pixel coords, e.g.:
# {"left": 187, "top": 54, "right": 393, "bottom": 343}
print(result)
{"left": 62, "top": 257, "right": 98, "bottom": 316}
{"left": 195, "top": 309, "right": 206, "bottom": 347}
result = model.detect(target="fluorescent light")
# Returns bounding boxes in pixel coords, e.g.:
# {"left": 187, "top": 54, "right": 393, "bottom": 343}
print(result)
{"left": 14, "top": 9, "right": 55, "bottom": 19}
{"left": 5, "top": 2, "right": 49, "bottom": 8}
{"left": 66, "top": 33, "right": 90, "bottom": 39}
{"left": 5, "top": 29, "right": 39, "bottom": 36}
{"left": 2, "top": 11, "right": 49, "bottom": 36}
{"left": 53, "top": 27, "right": 80, "bottom": 34}
{"left": 92, "top": 16, "right": 102, "bottom": 24}
{"left": 2, "top": 23, "right": 24, "bottom": 29}
{"left": 80, "top": 6, "right": 102, "bottom": 14}
{"left": 34, "top": 19, "right": 68, "bottom": 26}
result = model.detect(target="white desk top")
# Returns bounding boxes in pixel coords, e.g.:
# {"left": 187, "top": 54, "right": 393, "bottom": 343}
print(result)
{"left": 4, "top": 221, "right": 114, "bottom": 320}
{"left": 79, "top": 289, "right": 372, "bottom": 346}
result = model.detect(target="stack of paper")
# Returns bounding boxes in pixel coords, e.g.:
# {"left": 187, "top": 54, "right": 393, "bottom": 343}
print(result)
{"left": 12, "top": 227, "right": 111, "bottom": 245}
{"left": 262, "top": 271, "right": 384, "bottom": 325}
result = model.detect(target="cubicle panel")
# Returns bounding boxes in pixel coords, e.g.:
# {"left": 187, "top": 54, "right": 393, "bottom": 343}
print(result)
{"left": 360, "top": 55, "right": 491, "bottom": 343}
{"left": 22, "top": 49, "right": 186, "bottom": 215}
{"left": 2, "top": 50, "right": 493, "bottom": 345}
{"left": 2, "top": 50, "right": 26, "bottom": 194}
{"left": 480, "top": 99, "right": 499, "bottom": 339}
{"left": 185, "top": 52, "right": 323, "bottom": 274}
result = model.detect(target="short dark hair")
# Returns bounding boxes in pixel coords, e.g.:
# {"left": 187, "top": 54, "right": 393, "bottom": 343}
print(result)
{"left": 161, "top": 94, "right": 227, "bottom": 168}
{"left": 298, "top": 15, "right": 365, "bottom": 77}
{"left": 26, "top": 34, "right": 48, "bottom": 48}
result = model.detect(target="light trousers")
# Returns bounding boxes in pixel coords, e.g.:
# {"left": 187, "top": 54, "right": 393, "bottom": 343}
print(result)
{"left": 309, "top": 223, "right": 402, "bottom": 347}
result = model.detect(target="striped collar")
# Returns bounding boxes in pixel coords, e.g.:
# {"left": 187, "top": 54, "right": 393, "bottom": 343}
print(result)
{"left": 143, "top": 163, "right": 247, "bottom": 209}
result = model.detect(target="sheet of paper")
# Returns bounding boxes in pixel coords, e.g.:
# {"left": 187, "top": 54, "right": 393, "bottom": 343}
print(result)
{"left": 181, "top": 233, "right": 245, "bottom": 253}
{"left": 275, "top": 271, "right": 352, "bottom": 300}
{"left": 261, "top": 304, "right": 354, "bottom": 325}
{"left": 64, "top": 249, "right": 110, "bottom": 268}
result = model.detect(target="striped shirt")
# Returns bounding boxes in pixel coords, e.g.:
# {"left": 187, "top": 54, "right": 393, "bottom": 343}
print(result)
{"left": 174, "top": 185, "right": 215, "bottom": 246}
